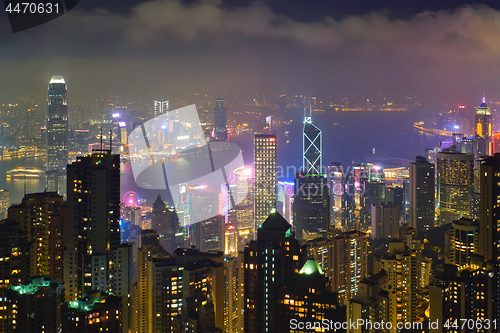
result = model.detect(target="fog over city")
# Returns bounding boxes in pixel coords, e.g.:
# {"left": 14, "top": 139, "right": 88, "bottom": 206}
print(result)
{"left": 1, "top": 0, "right": 499, "bottom": 105}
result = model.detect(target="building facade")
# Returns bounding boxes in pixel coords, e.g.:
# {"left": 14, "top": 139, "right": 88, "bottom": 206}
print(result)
{"left": 254, "top": 134, "right": 277, "bottom": 231}
{"left": 437, "top": 151, "right": 474, "bottom": 226}
{"left": 409, "top": 156, "right": 435, "bottom": 234}
{"left": 63, "top": 152, "right": 121, "bottom": 301}
{"left": 46, "top": 76, "right": 69, "bottom": 193}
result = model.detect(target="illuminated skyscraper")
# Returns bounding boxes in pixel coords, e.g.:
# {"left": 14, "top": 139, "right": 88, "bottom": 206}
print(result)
{"left": 306, "top": 230, "right": 368, "bottom": 302}
{"left": 294, "top": 112, "right": 328, "bottom": 239}
{"left": 7, "top": 192, "right": 65, "bottom": 279}
{"left": 327, "top": 163, "right": 345, "bottom": 229}
{"left": 25, "top": 99, "right": 35, "bottom": 145}
{"left": 254, "top": 134, "right": 277, "bottom": 231}
{"left": 345, "top": 271, "right": 397, "bottom": 333}
{"left": 214, "top": 98, "right": 227, "bottom": 141}
{"left": 154, "top": 100, "right": 168, "bottom": 117}
{"left": 277, "top": 180, "right": 294, "bottom": 223}
{"left": 475, "top": 96, "right": 491, "bottom": 138}
{"left": 479, "top": 153, "right": 500, "bottom": 262}
{"left": 293, "top": 172, "right": 330, "bottom": 240}
{"left": 225, "top": 224, "right": 237, "bottom": 257}
{"left": 0, "top": 189, "right": 9, "bottom": 220}
{"left": 409, "top": 156, "right": 435, "bottom": 234}
{"left": 493, "top": 133, "right": 500, "bottom": 154}
{"left": 448, "top": 217, "right": 479, "bottom": 267}
{"left": 232, "top": 166, "right": 254, "bottom": 241}
{"left": 63, "top": 152, "right": 121, "bottom": 301}
{"left": 375, "top": 240, "right": 421, "bottom": 323}
{"left": 145, "top": 248, "right": 225, "bottom": 332}
{"left": 284, "top": 258, "right": 345, "bottom": 329}
{"left": 0, "top": 221, "right": 30, "bottom": 332}
{"left": 46, "top": 76, "right": 68, "bottom": 193}
{"left": 135, "top": 230, "right": 170, "bottom": 333}
{"left": 243, "top": 212, "right": 305, "bottom": 332}
{"left": 429, "top": 265, "right": 495, "bottom": 333}
{"left": 303, "top": 115, "right": 322, "bottom": 174}
{"left": 62, "top": 291, "right": 123, "bottom": 332}
{"left": 223, "top": 255, "right": 238, "bottom": 333}
{"left": 437, "top": 151, "right": 474, "bottom": 226}
{"left": 6, "top": 276, "right": 65, "bottom": 333}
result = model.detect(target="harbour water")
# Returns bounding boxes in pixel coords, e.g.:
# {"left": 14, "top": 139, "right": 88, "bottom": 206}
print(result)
{"left": 1, "top": 107, "right": 448, "bottom": 206}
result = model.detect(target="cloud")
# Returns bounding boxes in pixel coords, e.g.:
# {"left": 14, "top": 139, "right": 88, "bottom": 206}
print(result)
{"left": 0, "top": 0, "right": 499, "bottom": 103}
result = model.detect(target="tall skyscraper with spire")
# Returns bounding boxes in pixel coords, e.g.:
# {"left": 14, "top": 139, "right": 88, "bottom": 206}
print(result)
{"left": 475, "top": 95, "right": 491, "bottom": 138}
{"left": 46, "top": 76, "right": 69, "bottom": 193}
{"left": 293, "top": 102, "right": 329, "bottom": 239}
{"left": 303, "top": 106, "right": 322, "bottom": 174}
{"left": 475, "top": 95, "right": 492, "bottom": 156}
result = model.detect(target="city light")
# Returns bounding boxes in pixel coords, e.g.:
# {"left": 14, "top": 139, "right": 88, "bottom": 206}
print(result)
{"left": 2, "top": 1, "right": 497, "bottom": 331}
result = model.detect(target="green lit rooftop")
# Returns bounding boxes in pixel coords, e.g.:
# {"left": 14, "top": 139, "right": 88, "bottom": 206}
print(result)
{"left": 67, "top": 292, "right": 109, "bottom": 311}
{"left": 299, "top": 258, "right": 324, "bottom": 275}
{"left": 9, "top": 277, "right": 52, "bottom": 295}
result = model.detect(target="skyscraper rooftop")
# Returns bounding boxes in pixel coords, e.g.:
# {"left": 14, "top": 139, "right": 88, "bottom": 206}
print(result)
{"left": 49, "top": 76, "right": 65, "bottom": 84}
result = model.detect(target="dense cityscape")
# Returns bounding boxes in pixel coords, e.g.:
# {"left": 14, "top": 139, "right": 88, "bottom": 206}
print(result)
{"left": 1, "top": 0, "right": 500, "bottom": 333}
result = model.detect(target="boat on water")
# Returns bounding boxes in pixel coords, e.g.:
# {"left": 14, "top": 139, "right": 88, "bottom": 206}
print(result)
{"left": 6, "top": 167, "right": 45, "bottom": 178}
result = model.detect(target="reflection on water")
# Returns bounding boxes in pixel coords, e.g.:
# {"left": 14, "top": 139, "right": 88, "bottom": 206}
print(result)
{"left": 0, "top": 157, "right": 46, "bottom": 205}
{"left": 1, "top": 108, "right": 449, "bottom": 206}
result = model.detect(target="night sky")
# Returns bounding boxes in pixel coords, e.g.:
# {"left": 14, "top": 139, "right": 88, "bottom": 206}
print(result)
{"left": 0, "top": 0, "right": 499, "bottom": 105}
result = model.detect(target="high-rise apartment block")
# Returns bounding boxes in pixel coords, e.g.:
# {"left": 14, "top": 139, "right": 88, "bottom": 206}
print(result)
{"left": 346, "top": 271, "right": 397, "bottom": 333}
{"left": 6, "top": 276, "right": 65, "bottom": 333}
{"left": 374, "top": 238, "right": 422, "bottom": 323}
{"left": 0, "top": 221, "right": 31, "bottom": 332}
{"left": 62, "top": 291, "right": 123, "bottom": 332}
{"left": 430, "top": 264, "right": 495, "bottom": 333}
{"left": 7, "top": 192, "right": 65, "bottom": 279}
{"left": 409, "top": 156, "right": 435, "bottom": 234}
{"left": 63, "top": 152, "right": 122, "bottom": 301}
{"left": 135, "top": 230, "right": 171, "bottom": 333}
{"left": 371, "top": 202, "right": 399, "bottom": 239}
{"left": 306, "top": 230, "right": 368, "bottom": 302}
{"left": 479, "top": 153, "right": 500, "bottom": 262}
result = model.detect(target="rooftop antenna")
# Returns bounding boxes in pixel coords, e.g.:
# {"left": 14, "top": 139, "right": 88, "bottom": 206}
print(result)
{"left": 483, "top": 91, "right": 486, "bottom": 104}
{"left": 100, "top": 128, "right": 103, "bottom": 151}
